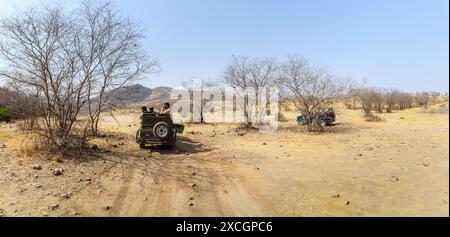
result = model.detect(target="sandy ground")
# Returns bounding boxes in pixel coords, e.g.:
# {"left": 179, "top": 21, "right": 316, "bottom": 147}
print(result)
{"left": 0, "top": 105, "right": 448, "bottom": 217}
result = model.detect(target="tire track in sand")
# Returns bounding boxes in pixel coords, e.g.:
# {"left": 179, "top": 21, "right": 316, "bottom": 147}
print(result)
{"left": 109, "top": 165, "right": 136, "bottom": 216}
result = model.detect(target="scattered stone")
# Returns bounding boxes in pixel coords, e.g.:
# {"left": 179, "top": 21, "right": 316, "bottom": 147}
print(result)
{"left": 104, "top": 206, "right": 111, "bottom": 211}
{"left": 61, "top": 193, "right": 71, "bottom": 199}
{"left": 192, "top": 184, "right": 197, "bottom": 188}
{"left": 85, "top": 177, "right": 92, "bottom": 182}
{"left": 346, "top": 201, "right": 350, "bottom": 206}
{"left": 185, "top": 152, "right": 189, "bottom": 155}
{"left": 357, "top": 153, "right": 363, "bottom": 157}
{"left": 189, "top": 203, "right": 194, "bottom": 207}
{"left": 237, "top": 132, "right": 246, "bottom": 136}
{"left": 422, "top": 163, "right": 431, "bottom": 167}
{"left": 91, "top": 144, "right": 99, "bottom": 150}
{"left": 0, "top": 144, "right": 6, "bottom": 148}
{"left": 400, "top": 117, "right": 405, "bottom": 119}
{"left": 192, "top": 172, "right": 196, "bottom": 176}
{"left": 42, "top": 211, "right": 49, "bottom": 216}
{"left": 32, "top": 164, "right": 42, "bottom": 170}
{"left": 390, "top": 176, "right": 400, "bottom": 182}
{"left": 70, "top": 211, "right": 79, "bottom": 216}
{"left": 255, "top": 167, "right": 260, "bottom": 170}
{"left": 262, "top": 142, "right": 267, "bottom": 145}
{"left": 54, "top": 168, "right": 63, "bottom": 176}
{"left": 189, "top": 197, "right": 194, "bottom": 201}
{"left": 112, "top": 144, "right": 119, "bottom": 148}
{"left": 331, "top": 194, "right": 340, "bottom": 198}
{"left": 51, "top": 204, "right": 59, "bottom": 210}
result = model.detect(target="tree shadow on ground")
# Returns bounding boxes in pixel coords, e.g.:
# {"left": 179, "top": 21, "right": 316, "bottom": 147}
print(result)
{"left": 276, "top": 122, "right": 369, "bottom": 134}
{"left": 139, "top": 136, "right": 213, "bottom": 155}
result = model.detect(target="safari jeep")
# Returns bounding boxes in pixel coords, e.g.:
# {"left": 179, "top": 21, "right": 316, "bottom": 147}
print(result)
{"left": 297, "top": 109, "right": 336, "bottom": 127}
{"left": 136, "top": 113, "right": 184, "bottom": 149}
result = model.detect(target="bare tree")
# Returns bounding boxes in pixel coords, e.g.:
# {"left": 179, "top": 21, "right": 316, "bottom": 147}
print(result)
{"left": 354, "top": 87, "right": 386, "bottom": 115}
{"left": 371, "top": 89, "right": 384, "bottom": 113}
{"left": 396, "top": 92, "right": 413, "bottom": 110}
{"left": 223, "top": 56, "right": 279, "bottom": 127}
{"left": 78, "top": 1, "right": 159, "bottom": 135}
{"left": 0, "top": 83, "right": 41, "bottom": 129}
{"left": 280, "top": 55, "right": 351, "bottom": 132}
{"left": 0, "top": 1, "right": 158, "bottom": 153}
{"left": 415, "top": 91, "right": 430, "bottom": 109}
{"left": 0, "top": 7, "right": 87, "bottom": 152}
{"left": 383, "top": 89, "right": 398, "bottom": 113}
{"left": 181, "top": 77, "right": 218, "bottom": 123}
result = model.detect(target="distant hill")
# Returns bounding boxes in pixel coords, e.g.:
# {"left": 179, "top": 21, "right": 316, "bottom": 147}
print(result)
{"left": 86, "top": 84, "right": 173, "bottom": 112}
{"left": 107, "top": 84, "right": 153, "bottom": 107}
{"left": 141, "top": 86, "right": 173, "bottom": 108}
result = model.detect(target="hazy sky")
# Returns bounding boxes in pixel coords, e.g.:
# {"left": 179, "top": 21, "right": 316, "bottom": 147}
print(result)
{"left": 0, "top": 0, "right": 448, "bottom": 92}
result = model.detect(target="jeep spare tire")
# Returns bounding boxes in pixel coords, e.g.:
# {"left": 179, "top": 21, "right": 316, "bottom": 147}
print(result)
{"left": 153, "top": 122, "right": 170, "bottom": 139}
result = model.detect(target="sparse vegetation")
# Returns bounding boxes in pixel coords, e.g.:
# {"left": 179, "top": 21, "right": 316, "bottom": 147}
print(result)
{"left": 280, "top": 55, "right": 351, "bottom": 132}
{"left": 0, "top": 1, "right": 158, "bottom": 154}
{"left": 0, "top": 107, "right": 12, "bottom": 122}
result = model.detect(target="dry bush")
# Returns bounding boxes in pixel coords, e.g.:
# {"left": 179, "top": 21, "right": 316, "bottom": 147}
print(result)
{"left": 19, "top": 133, "right": 41, "bottom": 157}
{"left": 415, "top": 92, "right": 430, "bottom": 108}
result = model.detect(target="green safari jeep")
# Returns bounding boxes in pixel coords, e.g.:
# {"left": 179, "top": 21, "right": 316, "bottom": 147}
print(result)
{"left": 297, "top": 109, "right": 336, "bottom": 127}
{"left": 136, "top": 113, "right": 184, "bottom": 149}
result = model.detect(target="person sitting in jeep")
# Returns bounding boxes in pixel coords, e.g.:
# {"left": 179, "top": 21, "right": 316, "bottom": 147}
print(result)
{"left": 148, "top": 107, "right": 158, "bottom": 115}
{"left": 160, "top": 102, "right": 171, "bottom": 116}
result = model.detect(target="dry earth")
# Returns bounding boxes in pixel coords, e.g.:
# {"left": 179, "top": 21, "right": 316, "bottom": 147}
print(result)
{"left": 0, "top": 104, "right": 448, "bottom": 216}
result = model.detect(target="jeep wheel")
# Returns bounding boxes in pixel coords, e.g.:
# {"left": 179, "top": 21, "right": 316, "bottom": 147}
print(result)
{"left": 139, "top": 144, "right": 146, "bottom": 149}
{"left": 320, "top": 120, "right": 326, "bottom": 127}
{"left": 153, "top": 122, "right": 170, "bottom": 139}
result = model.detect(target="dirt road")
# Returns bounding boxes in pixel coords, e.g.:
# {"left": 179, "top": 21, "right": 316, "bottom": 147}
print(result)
{"left": 0, "top": 106, "right": 448, "bottom": 216}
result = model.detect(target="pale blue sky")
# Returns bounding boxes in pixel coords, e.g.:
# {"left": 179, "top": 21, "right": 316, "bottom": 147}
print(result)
{"left": 0, "top": 0, "right": 448, "bottom": 92}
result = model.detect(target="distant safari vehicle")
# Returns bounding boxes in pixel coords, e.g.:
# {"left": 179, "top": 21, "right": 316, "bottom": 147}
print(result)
{"left": 136, "top": 113, "right": 184, "bottom": 149}
{"left": 297, "top": 108, "right": 336, "bottom": 127}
